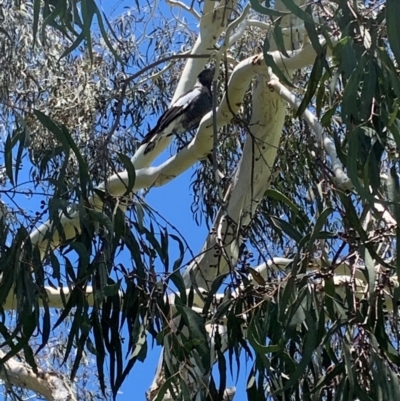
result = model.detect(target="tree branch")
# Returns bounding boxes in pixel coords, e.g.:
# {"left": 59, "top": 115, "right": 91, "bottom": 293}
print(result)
{"left": 0, "top": 350, "right": 76, "bottom": 401}
{"left": 166, "top": 0, "right": 201, "bottom": 19}
{"left": 268, "top": 78, "right": 352, "bottom": 189}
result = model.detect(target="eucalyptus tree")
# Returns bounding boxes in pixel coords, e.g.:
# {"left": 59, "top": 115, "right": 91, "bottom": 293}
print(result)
{"left": 1, "top": 0, "right": 400, "bottom": 400}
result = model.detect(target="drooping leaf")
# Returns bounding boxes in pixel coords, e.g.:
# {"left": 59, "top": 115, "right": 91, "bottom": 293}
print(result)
{"left": 117, "top": 153, "right": 136, "bottom": 195}
{"left": 297, "top": 50, "right": 325, "bottom": 118}
{"left": 386, "top": 0, "right": 400, "bottom": 68}
{"left": 263, "top": 35, "right": 294, "bottom": 88}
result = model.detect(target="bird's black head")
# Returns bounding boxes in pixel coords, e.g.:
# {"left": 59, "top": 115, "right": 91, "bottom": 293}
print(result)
{"left": 197, "top": 67, "right": 215, "bottom": 89}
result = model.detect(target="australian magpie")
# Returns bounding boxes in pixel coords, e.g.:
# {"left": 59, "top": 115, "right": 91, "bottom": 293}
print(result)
{"left": 140, "top": 67, "right": 215, "bottom": 154}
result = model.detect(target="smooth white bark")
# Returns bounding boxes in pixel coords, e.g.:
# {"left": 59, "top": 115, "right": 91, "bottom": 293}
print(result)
{"left": 3, "top": 285, "right": 94, "bottom": 311}
{"left": 183, "top": 71, "right": 286, "bottom": 289}
{"left": 0, "top": 350, "right": 76, "bottom": 401}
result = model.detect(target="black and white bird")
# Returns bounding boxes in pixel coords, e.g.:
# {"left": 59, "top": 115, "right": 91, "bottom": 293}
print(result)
{"left": 140, "top": 67, "right": 215, "bottom": 154}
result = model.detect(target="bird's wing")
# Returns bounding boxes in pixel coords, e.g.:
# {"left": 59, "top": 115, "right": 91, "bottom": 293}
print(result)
{"left": 141, "top": 87, "right": 201, "bottom": 153}
{"left": 140, "top": 87, "right": 202, "bottom": 146}
{"left": 154, "top": 87, "right": 202, "bottom": 133}
{"left": 173, "top": 86, "right": 202, "bottom": 108}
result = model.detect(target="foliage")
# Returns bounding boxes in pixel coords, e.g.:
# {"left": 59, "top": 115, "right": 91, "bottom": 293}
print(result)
{"left": 1, "top": 0, "right": 400, "bottom": 400}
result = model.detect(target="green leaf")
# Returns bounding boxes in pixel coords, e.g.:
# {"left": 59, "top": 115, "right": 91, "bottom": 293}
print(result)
{"left": 343, "top": 336, "right": 355, "bottom": 395}
{"left": 175, "top": 304, "right": 209, "bottom": 372}
{"left": 346, "top": 127, "right": 374, "bottom": 203}
{"left": 160, "top": 228, "right": 169, "bottom": 271}
{"left": 202, "top": 274, "right": 228, "bottom": 314}
{"left": 264, "top": 189, "right": 300, "bottom": 215}
{"left": 297, "top": 51, "right": 324, "bottom": 118}
{"left": 309, "top": 208, "right": 333, "bottom": 245}
{"left": 61, "top": 32, "right": 85, "bottom": 59}
{"left": 378, "top": 47, "right": 400, "bottom": 101}
{"left": 81, "top": 0, "right": 95, "bottom": 63}
{"left": 313, "top": 364, "right": 345, "bottom": 394}
{"left": 42, "top": 1, "right": 71, "bottom": 39}
{"left": 333, "top": 36, "right": 357, "bottom": 80}
{"left": 359, "top": 60, "right": 377, "bottom": 120}
{"left": 129, "top": 319, "right": 147, "bottom": 361}
{"left": 273, "top": 21, "right": 289, "bottom": 58}
{"left": 87, "top": 209, "right": 113, "bottom": 237}
{"left": 4, "top": 134, "right": 13, "bottom": 186}
{"left": 117, "top": 153, "right": 136, "bottom": 195}
{"left": 321, "top": 104, "right": 338, "bottom": 127}
{"left": 387, "top": 0, "right": 400, "bottom": 68}
{"left": 270, "top": 216, "right": 303, "bottom": 243}
{"left": 263, "top": 36, "right": 294, "bottom": 88}
{"left": 316, "top": 70, "right": 331, "bottom": 119}
{"left": 278, "top": 275, "right": 295, "bottom": 322}
{"left": 247, "top": 321, "right": 276, "bottom": 370}
{"left": 140, "top": 225, "right": 167, "bottom": 267}
{"left": 122, "top": 229, "right": 147, "bottom": 278}
{"left": 212, "top": 299, "right": 233, "bottom": 323}
{"left": 14, "top": 116, "right": 28, "bottom": 185}
{"left": 154, "top": 375, "right": 177, "bottom": 401}
{"left": 34, "top": 111, "right": 89, "bottom": 196}
{"left": 304, "top": 4, "right": 323, "bottom": 55}
{"left": 93, "top": 6, "right": 122, "bottom": 63}
{"left": 33, "top": 0, "right": 40, "bottom": 46}
{"left": 169, "top": 269, "right": 187, "bottom": 305}
{"left": 102, "top": 282, "right": 120, "bottom": 297}
{"left": 341, "top": 59, "right": 364, "bottom": 124}
{"left": 387, "top": 166, "right": 400, "bottom": 278}
{"left": 69, "top": 242, "right": 90, "bottom": 275}
{"left": 23, "top": 343, "right": 37, "bottom": 372}
{"left": 33, "top": 110, "right": 64, "bottom": 149}
{"left": 361, "top": 247, "right": 376, "bottom": 301}
{"left": 170, "top": 234, "right": 184, "bottom": 273}
{"left": 280, "top": 313, "right": 317, "bottom": 391}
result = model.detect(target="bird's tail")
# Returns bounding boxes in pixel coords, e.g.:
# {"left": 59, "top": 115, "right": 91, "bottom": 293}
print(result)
{"left": 143, "top": 141, "right": 156, "bottom": 154}
{"left": 140, "top": 129, "right": 157, "bottom": 154}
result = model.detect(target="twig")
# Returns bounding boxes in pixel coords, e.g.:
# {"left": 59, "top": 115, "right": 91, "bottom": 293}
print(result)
{"left": 268, "top": 78, "right": 352, "bottom": 190}
{"left": 167, "top": 0, "right": 201, "bottom": 19}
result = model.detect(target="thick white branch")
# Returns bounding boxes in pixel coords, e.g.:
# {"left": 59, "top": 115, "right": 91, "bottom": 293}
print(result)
{"left": 3, "top": 286, "right": 95, "bottom": 311}
{"left": 183, "top": 70, "right": 286, "bottom": 289}
{"left": 372, "top": 200, "right": 397, "bottom": 227}
{"left": 251, "top": 256, "right": 398, "bottom": 312}
{"left": 255, "top": 256, "right": 377, "bottom": 281}
{"left": 0, "top": 350, "right": 76, "bottom": 401}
